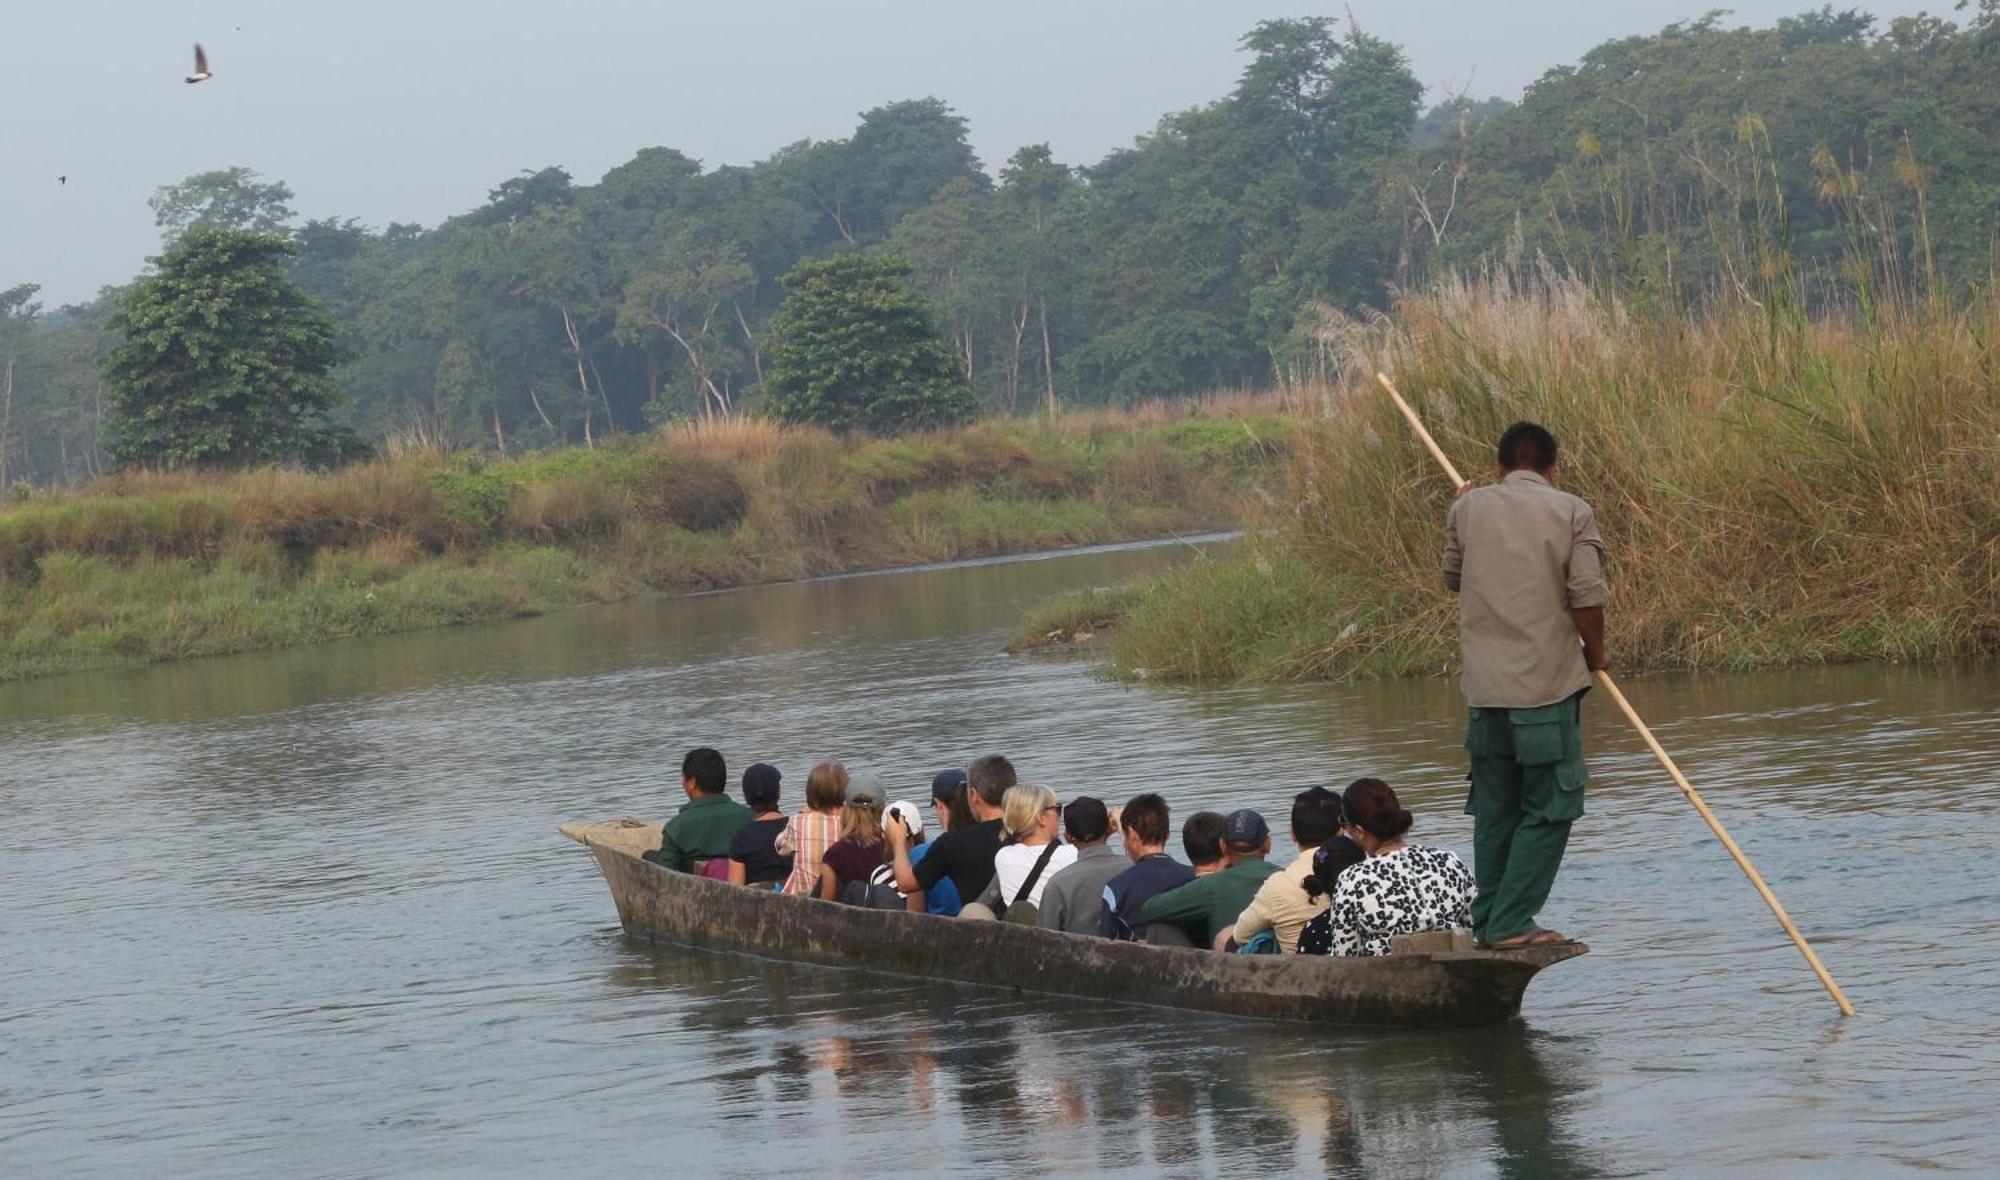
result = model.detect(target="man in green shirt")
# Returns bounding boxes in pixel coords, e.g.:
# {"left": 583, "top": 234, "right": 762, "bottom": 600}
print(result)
{"left": 1139, "top": 809, "right": 1280, "bottom": 950}
{"left": 649, "top": 747, "right": 754, "bottom": 873}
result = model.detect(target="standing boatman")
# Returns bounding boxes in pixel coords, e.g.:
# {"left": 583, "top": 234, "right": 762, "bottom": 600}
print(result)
{"left": 1444, "top": 421, "right": 1606, "bottom": 948}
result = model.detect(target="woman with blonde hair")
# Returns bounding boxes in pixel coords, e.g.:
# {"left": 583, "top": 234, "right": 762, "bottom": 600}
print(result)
{"left": 985, "top": 783, "right": 1075, "bottom": 917}
{"left": 817, "top": 777, "right": 891, "bottom": 901}
{"left": 776, "top": 760, "right": 846, "bottom": 896}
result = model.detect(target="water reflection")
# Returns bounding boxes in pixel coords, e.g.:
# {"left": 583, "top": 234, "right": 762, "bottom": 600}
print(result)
{"left": 602, "top": 942, "right": 1604, "bottom": 1177}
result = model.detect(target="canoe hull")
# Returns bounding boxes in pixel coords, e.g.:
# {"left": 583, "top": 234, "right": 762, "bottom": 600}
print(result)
{"left": 577, "top": 831, "right": 1587, "bottom": 1027}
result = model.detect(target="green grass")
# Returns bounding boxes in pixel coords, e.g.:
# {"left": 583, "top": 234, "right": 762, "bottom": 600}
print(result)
{"left": 1007, "top": 583, "right": 1151, "bottom": 653}
{"left": 0, "top": 406, "right": 1296, "bottom": 682}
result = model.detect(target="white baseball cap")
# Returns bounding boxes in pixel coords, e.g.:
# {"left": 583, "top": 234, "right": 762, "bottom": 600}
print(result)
{"left": 887, "top": 799, "right": 926, "bottom": 841}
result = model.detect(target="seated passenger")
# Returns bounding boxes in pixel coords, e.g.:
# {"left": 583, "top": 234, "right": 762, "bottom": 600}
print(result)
{"left": 912, "top": 769, "right": 968, "bottom": 916}
{"left": 1101, "top": 793, "right": 1195, "bottom": 941}
{"left": 650, "top": 747, "right": 754, "bottom": 873}
{"left": 776, "top": 760, "right": 847, "bottom": 896}
{"left": 888, "top": 754, "right": 1013, "bottom": 914}
{"left": 983, "top": 783, "right": 1077, "bottom": 919}
{"left": 1223, "top": 785, "right": 1344, "bottom": 954}
{"left": 1139, "top": 809, "right": 1280, "bottom": 950}
{"left": 1183, "top": 810, "right": 1228, "bottom": 878}
{"left": 727, "top": 763, "right": 795, "bottom": 888}
{"left": 1036, "top": 797, "right": 1126, "bottom": 934}
{"left": 817, "top": 777, "right": 890, "bottom": 901}
{"left": 1298, "top": 778, "right": 1474, "bottom": 957}
{"left": 1292, "top": 835, "right": 1366, "bottom": 953}
{"left": 863, "top": 799, "right": 935, "bottom": 907}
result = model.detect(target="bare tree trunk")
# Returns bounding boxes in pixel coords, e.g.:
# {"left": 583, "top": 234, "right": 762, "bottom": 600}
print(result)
{"left": 492, "top": 403, "right": 509, "bottom": 457}
{"left": 733, "top": 301, "right": 763, "bottom": 386}
{"left": 559, "top": 305, "right": 601, "bottom": 443}
{"left": 658, "top": 317, "right": 732, "bottom": 419}
{"left": 527, "top": 385, "right": 556, "bottom": 432}
{"left": 0, "top": 352, "right": 14, "bottom": 490}
{"left": 88, "top": 380, "right": 104, "bottom": 477}
{"left": 1006, "top": 297, "right": 1030, "bottom": 415}
{"left": 1037, "top": 298, "right": 1057, "bottom": 421}
{"left": 586, "top": 350, "right": 615, "bottom": 434}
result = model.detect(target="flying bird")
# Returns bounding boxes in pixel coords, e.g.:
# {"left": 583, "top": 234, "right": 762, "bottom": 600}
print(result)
{"left": 185, "top": 43, "right": 211, "bottom": 84}
{"left": 58, "top": 175, "right": 66, "bottom": 186}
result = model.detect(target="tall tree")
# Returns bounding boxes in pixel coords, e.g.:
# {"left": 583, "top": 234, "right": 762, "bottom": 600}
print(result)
{"left": 994, "top": 145, "right": 1076, "bottom": 416}
{"left": 760, "top": 255, "right": 973, "bottom": 433}
{"left": 616, "top": 229, "right": 757, "bottom": 418}
{"left": 148, "top": 167, "right": 296, "bottom": 241}
{"left": 103, "top": 229, "right": 356, "bottom": 468}
{"left": 0, "top": 284, "right": 42, "bottom": 490}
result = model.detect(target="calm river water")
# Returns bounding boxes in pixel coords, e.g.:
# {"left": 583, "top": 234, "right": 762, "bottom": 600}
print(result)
{"left": 4, "top": 539, "right": 1998, "bottom": 1177}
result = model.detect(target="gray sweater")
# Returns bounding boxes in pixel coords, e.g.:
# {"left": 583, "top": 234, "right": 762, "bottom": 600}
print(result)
{"left": 1037, "top": 843, "right": 1130, "bottom": 935}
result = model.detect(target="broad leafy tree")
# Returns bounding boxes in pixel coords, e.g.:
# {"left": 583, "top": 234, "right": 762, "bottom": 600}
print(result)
{"left": 148, "top": 167, "right": 296, "bottom": 241}
{"left": 103, "top": 228, "right": 357, "bottom": 468}
{"left": 760, "top": 255, "right": 973, "bottom": 432}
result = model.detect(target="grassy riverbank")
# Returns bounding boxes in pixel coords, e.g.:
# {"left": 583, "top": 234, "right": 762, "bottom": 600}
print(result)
{"left": 0, "top": 405, "right": 1294, "bottom": 682}
{"left": 1020, "top": 275, "right": 2000, "bottom": 683}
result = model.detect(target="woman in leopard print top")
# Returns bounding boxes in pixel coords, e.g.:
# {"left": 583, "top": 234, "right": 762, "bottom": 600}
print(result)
{"left": 1298, "top": 778, "right": 1473, "bottom": 956}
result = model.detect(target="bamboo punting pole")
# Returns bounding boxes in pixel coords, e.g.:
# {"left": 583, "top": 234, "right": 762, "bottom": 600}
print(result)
{"left": 1375, "top": 371, "right": 1856, "bottom": 1017}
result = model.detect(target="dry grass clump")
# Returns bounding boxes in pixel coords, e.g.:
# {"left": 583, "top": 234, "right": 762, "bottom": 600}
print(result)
{"left": 1113, "top": 269, "right": 2000, "bottom": 682}
{"left": 0, "top": 404, "right": 1290, "bottom": 681}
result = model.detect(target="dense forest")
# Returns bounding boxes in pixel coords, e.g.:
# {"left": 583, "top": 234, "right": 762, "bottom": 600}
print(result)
{"left": 3, "top": 7, "right": 1998, "bottom": 486}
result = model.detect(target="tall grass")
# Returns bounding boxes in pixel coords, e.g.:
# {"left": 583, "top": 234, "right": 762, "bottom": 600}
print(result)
{"left": 0, "top": 406, "right": 1292, "bottom": 682}
{"left": 1107, "top": 269, "right": 2000, "bottom": 681}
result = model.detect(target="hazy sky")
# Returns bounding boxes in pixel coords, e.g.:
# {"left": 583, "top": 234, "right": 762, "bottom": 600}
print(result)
{"left": 6, "top": 0, "right": 1947, "bottom": 306}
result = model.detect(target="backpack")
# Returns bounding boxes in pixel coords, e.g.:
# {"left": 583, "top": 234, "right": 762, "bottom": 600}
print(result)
{"left": 1001, "top": 841, "right": 1061, "bottom": 926}
{"left": 840, "top": 875, "right": 906, "bottom": 910}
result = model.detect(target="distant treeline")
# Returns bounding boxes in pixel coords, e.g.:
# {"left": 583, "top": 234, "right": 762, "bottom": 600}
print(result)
{"left": 3, "top": 7, "right": 1998, "bottom": 485}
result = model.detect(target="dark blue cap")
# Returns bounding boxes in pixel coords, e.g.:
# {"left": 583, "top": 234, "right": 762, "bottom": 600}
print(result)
{"left": 1224, "top": 808, "right": 1270, "bottom": 847}
{"left": 930, "top": 768, "right": 968, "bottom": 801}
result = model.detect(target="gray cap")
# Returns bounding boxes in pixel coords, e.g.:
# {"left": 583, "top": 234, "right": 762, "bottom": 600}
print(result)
{"left": 846, "top": 772, "right": 885, "bottom": 807}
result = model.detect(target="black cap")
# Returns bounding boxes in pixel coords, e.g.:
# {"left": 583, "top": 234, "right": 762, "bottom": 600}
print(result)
{"left": 1063, "top": 796, "right": 1110, "bottom": 843}
{"left": 930, "top": 768, "right": 968, "bottom": 802}
{"left": 1224, "top": 808, "right": 1270, "bottom": 847}
{"left": 742, "top": 763, "right": 781, "bottom": 810}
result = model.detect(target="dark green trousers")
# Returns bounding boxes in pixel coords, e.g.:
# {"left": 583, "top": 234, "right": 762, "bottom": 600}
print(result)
{"left": 1465, "top": 691, "right": 1588, "bottom": 943}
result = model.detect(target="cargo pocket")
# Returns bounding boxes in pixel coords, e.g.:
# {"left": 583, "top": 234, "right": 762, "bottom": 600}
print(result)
{"left": 1507, "top": 702, "right": 1569, "bottom": 766}
{"left": 1464, "top": 708, "right": 1491, "bottom": 758}
{"left": 1550, "top": 758, "right": 1588, "bottom": 821}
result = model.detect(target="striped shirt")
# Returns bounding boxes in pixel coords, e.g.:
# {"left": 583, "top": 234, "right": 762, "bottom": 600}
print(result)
{"left": 775, "top": 810, "right": 842, "bottom": 897}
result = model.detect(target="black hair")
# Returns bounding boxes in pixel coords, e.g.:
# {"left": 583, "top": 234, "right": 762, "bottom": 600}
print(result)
{"left": 1064, "top": 800, "right": 1111, "bottom": 844}
{"left": 1182, "top": 811, "right": 1227, "bottom": 867}
{"left": 1291, "top": 785, "right": 1344, "bottom": 848}
{"left": 682, "top": 747, "right": 727, "bottom": 795}
{"left": 1497, "top": 421, "right": 1558, "bottom": 472}
{"left": 1303, "top": 835, "right": 1367, "bottom": 901}
{"left": 1120, "top": 792, "right": 1171, "bottom": 848}
{"left": 742, "top": 764, "right": 781, "bottom": 811}
{"left": 968, "top": 755, "right": 1016, "bottom": 808}
{"left": 1343, "top": 778, "right": 1413, "bottom": 842}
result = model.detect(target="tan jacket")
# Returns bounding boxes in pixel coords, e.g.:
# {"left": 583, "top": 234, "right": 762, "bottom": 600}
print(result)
{"left": 1444, "top": 470, "right": 1606, "bottom": 708}
{"left": 1233, "top": 848, "right": 1326, "bottom": 953}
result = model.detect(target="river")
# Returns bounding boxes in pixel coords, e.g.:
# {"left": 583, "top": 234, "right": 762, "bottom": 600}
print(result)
{"left": 4, "top": 538, "right": 1997, "bottom": 1177}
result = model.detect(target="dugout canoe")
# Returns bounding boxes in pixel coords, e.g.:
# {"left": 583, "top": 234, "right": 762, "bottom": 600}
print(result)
{"left": 562, "top": 818, "right": 1587, "bottom": 1027}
